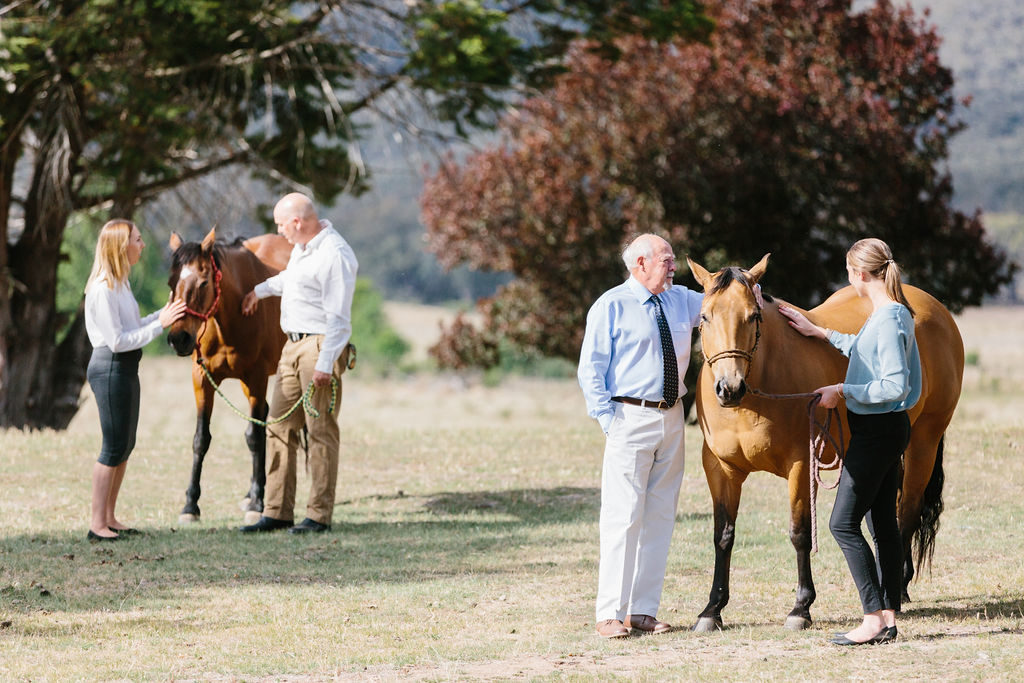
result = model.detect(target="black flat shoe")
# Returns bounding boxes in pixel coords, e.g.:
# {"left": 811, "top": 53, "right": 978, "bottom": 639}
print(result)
{"left": 87, "top": 530, "right": 119, "bottom": 542}
{"left": 239, "top": 516, "right": 293, "bottom": 533}
{"left": 110, "top": 527, "right": 141, "bottom": 536}
{"left": 288, "top": 518, "right": 331, "bottom": 534}
{"left": 830, "top": 626, "right": 897, "bottom": 646}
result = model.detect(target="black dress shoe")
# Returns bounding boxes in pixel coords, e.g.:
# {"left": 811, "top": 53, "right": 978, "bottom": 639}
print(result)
{"left": 87, "top": 530, "right": 119, "bottom": 542}
{"left": 239, "top": 516, "right": 293, "bottom": 533}
{"left": 110, "top": 527, "right": 141, "bottom": 536}
{"left": 830, "top": 625, "right": 897, "bottom": 646}
{"left": 288, "top": 518, "right": 331, "bottom": 534}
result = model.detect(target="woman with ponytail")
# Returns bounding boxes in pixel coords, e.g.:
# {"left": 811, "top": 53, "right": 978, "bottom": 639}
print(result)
{"left": 779, "top": 238, "right": 922, "bottom": 645}
{"left": 84, "top": 220, "right": 187, "bottom": 541}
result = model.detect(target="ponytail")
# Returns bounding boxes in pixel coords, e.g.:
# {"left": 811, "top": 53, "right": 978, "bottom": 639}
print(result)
{"left": 847, "top": 238, "right": 915, "bottom": 317}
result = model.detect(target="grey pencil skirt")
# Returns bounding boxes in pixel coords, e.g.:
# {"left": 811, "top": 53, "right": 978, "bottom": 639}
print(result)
{"left": 86, "top": 347, "right": 142, "bottom": 467}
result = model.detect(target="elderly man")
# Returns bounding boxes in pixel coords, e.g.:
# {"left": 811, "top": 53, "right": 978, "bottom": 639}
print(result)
{"left": 578, "top": 233, "right": 703, "bottom": 638}
{"left": 239, "top": 193, "right": 358, "bottom": 534}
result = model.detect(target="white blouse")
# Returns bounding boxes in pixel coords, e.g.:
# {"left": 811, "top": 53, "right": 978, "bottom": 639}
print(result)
{"left": 85, "top": 273, "right": 164, "bottom": 352}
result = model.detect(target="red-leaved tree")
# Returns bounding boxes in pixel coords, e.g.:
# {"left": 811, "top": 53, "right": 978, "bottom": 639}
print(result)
{"left": 422, "top": 0, "right": 1016, "bottom": 368}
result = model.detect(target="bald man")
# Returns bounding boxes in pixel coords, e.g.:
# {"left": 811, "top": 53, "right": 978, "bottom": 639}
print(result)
{"left": 239, "top": 193, "right": 358, "bottom": 534}
{"left": 578, "top": 234, "right": 703, "bottom": 638}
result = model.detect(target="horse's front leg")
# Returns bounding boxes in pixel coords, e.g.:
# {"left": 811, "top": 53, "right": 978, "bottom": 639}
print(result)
{"left": 785, "top": 460, "right": 815, "bottom": 630}
{"left": 695, "top": 445, "right": 746, "bottom": 632}
{"left": 240, "top": 379, "right": 269, "bottom": 525}
{"left": 180, "top": 368, "right": 214, "bottom": 523}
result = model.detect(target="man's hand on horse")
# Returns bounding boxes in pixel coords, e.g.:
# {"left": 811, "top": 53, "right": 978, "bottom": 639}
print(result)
{"left": 241, "top": 291, "right": 259, "bottom": 316}
{"left": 312, "top": 370, "right": 332, "bottom": 387}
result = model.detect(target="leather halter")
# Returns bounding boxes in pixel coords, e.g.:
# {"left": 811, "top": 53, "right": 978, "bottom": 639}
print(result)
{"left": 701, "top": 307, "right": 762, "bottom": 367}
{"left": 181, "top": 254, "right": 223, "bottom": 321}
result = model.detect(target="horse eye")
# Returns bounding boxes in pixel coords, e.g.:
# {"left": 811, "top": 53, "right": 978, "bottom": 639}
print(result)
{"left": 700, "top": 313, "right": 710, "bottom": 323}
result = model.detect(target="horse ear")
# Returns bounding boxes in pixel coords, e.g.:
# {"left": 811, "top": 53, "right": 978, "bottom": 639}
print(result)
{"left": 747, "top": 253, "right": 770, "bottom": 285}
{"left": 687, "top": 257, "right": 713, "bottom": 290}
{"left": 169, "top": 232, "right": 182, "bottom": 252}
{"left": 200, "top": 225, "right": 217, "bottom": 253}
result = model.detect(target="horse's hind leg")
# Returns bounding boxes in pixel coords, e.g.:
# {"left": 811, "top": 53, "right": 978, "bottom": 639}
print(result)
{"left": 898, "top": 416, "right": 947, "bottom": 602}
{"left": 695, "top": 446, "right": 746, "bottom": 632}
{"left": 180, "top": 373, "right": 214, "bottom": 523}
{"left": 784, "top": 460, "right": 815, "bottom": 630}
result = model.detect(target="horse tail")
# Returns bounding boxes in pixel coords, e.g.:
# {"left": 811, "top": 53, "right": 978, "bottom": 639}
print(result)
{"left": 913, "top": 435, "right": 945, "bottom": 575}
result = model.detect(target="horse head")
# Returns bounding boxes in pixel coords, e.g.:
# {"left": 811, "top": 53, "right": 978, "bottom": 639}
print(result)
{"left": 167, "top": 227, "right": 222, "bottom": 356}
{"left": 688, "top": 254, "right": 770, "bottom": 407}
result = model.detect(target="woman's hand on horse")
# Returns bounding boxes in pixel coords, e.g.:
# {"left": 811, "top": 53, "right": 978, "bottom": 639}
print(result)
{"left": 159, "top": 299, "right": 188, "bottom": 328}
{"left": 241, "top": 291, "right": 259, "bottom": 316}
{"left": 778, "top": 304, "right": 827, "bottom": 341}
{"left": 814, "top": 384, "right": 843, "bottom": 409}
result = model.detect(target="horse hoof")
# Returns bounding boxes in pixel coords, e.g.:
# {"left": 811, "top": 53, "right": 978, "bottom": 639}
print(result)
{"left": 242, "top": 510, "right": 262, "bottom": 525}
{"left": 784, "top": 615, "right": 812, "bottom": 631}
{"left": 693, "top": 617, "right": 724, "bottom": 633}
{"left": 178, "top": 513, "right": 200, "bottom": 524}
{"left": 239, "top": 497, "right": 251, "bottom": 512}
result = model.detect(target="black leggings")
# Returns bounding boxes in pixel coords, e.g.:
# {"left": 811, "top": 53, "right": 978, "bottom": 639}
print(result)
{"left": 829, "top": 410, "right": 910, "bottom": 614}
{"left": 87, "top": 347, "right": 142, "bottom": 467}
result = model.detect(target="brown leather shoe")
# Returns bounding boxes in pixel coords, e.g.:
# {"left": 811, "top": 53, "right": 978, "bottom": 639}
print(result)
{"left": 596, "top": 619, "right": 630, "bottom": 638}
{"left": 626, "top": 614, "right": 671, "bottom": 634}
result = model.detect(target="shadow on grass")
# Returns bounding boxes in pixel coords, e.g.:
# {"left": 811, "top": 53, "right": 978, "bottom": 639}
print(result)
{"left": 0, "top": 485, "right": 617, "bottom": 616}
{"left": 905, "top": 594, "right": 1024, "bottom": 622}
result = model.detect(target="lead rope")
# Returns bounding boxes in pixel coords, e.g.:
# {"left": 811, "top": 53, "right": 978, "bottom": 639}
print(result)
{"left": 746, "top": 387, "right": 846, "bottom": 553}
{"left": 195, "top": 357, "right": 337, "bottom": 425}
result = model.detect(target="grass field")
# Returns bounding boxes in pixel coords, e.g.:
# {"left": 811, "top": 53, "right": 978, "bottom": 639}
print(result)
{"left": 1, "top": 305, "right": 1023, "bottom": 681}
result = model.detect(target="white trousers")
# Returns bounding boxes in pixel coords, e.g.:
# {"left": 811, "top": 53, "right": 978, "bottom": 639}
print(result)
{"left": 596, "top": 401, "right": 686, "bottom": 622}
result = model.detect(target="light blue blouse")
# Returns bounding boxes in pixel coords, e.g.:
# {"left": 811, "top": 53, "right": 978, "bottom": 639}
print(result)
{"left": 828, "top": 302, "right": 922, "bottom": 415}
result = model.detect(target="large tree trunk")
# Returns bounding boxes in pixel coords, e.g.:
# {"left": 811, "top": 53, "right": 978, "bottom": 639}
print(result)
{"left": 0, "top": 84, "right": 86, "bottom": 429}
{"left": 1, "top": 208, "right": 79, "bottom": 428}
{"left": 0, "top": 140, "right": 16, "bottom": 423}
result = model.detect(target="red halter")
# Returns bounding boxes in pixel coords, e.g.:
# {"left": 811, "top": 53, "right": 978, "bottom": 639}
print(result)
{"left": 182, "top": 254, "right": 223, "bottom": 321}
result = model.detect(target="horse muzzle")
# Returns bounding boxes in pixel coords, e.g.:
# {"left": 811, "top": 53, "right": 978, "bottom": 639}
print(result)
{"left": 715, "top": 377, "right": 747, "bottom": 407}
{"left": 167, "top": 330, "right": 196, "bottom": 357}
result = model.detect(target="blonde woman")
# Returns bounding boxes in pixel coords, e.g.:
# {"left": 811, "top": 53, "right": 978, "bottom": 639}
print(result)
{"left": 779, "top": 238, "right": 922, "bottom": 645}
{"left": 84, "top": 220, "right": 186, "bottom": 541}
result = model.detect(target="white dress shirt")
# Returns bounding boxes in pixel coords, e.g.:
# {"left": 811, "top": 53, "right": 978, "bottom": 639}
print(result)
{"left": 253, "top": 220, "right": 359, "bottom": 374}
{"left": 85, "top": 273, "right": 164, "bottom": 352}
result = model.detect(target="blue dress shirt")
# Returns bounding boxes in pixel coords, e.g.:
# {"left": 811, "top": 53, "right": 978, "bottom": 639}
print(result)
{"left": 578, "top": 276, "right": 704, "bottom": 432}
{"left": 828, "top": 302, "right": 922, "bottom": 415}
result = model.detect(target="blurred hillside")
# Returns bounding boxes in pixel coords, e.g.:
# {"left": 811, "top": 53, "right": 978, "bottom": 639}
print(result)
{"left": 907, "top": 0, "right": 1024, "bottom": 215}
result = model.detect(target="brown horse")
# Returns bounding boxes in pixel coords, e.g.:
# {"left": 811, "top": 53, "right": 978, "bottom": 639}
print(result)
{"left": 167, "top": 228, "right": 290, "bottom": 524}
{"left": 688, "top": 254, "right": 963, "bottom": 631}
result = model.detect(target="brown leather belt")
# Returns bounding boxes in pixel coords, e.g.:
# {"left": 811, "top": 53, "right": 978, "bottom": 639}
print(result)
{"left": 612, "top": 396, "right": 677, "bottom": 410}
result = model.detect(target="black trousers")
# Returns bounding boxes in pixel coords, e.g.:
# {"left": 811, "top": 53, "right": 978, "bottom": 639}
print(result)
{"left": 829, "top": 410, "right": 910, "bottom": 614}
{"left": 87, "top": 347, "right": 142, "bottom": 467}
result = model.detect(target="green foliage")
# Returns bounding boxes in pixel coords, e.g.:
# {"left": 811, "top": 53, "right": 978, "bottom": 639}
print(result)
{"left": 1, "top": 0, "right": 713, "bottom": 428}
{"left": 350, "top": 278, "right": 410, "bottom": 375}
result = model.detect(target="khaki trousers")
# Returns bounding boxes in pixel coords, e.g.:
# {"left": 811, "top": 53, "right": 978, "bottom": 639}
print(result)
{"left": 263, "top": 336, "right": 347, "bottom": 524}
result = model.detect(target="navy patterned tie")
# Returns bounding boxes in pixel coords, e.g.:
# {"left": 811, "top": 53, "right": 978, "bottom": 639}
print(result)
{"left": 650, "top": 295, "right": 678, "bottom": 407}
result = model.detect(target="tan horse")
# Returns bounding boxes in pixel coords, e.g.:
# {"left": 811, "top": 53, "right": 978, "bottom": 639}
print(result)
{"left": 688, "top": 254, "right": 963, "bottom": 631}
{"left": 167, "top": 228, "right": 290, "bottom": 524}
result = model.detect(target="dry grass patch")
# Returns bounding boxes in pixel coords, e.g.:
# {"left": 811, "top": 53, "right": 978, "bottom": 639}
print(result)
{"left": 1, "top": 306, "right": 1023, "bottom": 680}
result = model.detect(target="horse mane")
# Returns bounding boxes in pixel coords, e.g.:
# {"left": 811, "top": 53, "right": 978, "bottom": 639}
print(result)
{"left": 170, "top": 237, "right": 248, "bottom": 271}
{"left": 707, "top": 266, "right": 774, "bottom": 303}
